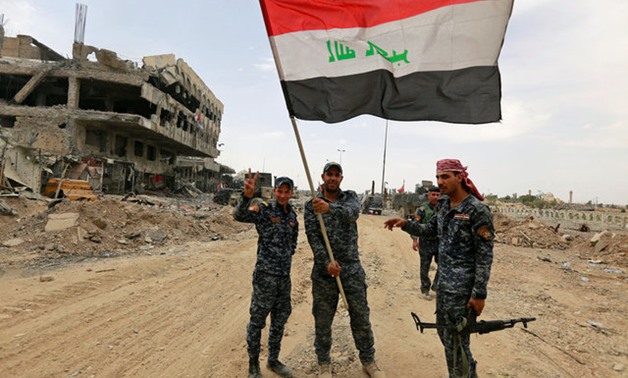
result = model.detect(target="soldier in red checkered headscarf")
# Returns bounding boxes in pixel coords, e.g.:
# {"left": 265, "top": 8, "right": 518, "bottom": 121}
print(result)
{"left": 385, "top": 159, "right": 494, "bottom": 377}
{"left": 435, "top": 159, "right": 484, "bottom": 201}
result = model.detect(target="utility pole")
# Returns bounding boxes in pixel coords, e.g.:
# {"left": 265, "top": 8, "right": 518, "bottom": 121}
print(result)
{"left": 337, "top": 148, "right": 345, "bottom": 164}
{"left": 380, "top": 120, "right": 388, "bottom": 196}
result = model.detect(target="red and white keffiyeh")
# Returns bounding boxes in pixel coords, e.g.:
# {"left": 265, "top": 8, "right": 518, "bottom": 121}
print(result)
{"left": 436, "top": 159, "right": 484, "bottom": 201}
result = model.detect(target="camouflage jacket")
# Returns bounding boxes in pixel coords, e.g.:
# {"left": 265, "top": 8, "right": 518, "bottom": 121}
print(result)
{"left": 304, "top": 189, "right": 362, "bottom": 276}
{"left": 402, "top": 194, "right": 494, "bottom": 299}
{"left": 233, "top": 195, "right": 298, "bottom": 276}
{"left": 414, "top": 203, "right": 438, "bottom": 242}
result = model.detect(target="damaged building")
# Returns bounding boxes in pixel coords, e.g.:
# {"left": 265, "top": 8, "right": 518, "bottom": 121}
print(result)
{"left": 0, "top": 22, "right": 232, "bottom": 198}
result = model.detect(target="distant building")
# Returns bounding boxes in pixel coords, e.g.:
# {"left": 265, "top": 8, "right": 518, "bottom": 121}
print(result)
{"left": 542, "top": 192, "right": 563, "bottom": 204}
{"left": 0, "top": 26, "right": 232, "bottom": 195}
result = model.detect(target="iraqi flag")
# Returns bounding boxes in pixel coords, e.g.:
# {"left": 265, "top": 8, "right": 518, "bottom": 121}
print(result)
{"left": 397, "top": 180, "right": 405, "bottom": 193}
{"left": 259, "top": 0, "right": 513, "bottom": 124}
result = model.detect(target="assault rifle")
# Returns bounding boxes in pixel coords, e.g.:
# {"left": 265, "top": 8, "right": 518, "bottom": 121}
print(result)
{"left": 411, "top": 309, "right": 536, "bottom": 335}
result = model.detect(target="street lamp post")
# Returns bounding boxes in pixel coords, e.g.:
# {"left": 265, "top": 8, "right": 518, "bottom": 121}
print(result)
{"left": 337, "top": 149, "right": 346, "bottom": 164}
{"left": 381, "top": 121, "right": 388, "bottom": 197}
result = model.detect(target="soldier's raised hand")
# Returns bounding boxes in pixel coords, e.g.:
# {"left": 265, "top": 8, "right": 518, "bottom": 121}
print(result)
{"left": 243, "top": 168, "right": 259, "bottom": 199}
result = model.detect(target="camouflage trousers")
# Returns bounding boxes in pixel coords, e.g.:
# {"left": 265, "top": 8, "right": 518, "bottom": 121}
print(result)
{"left": 311, "top": 264, "right": 375, "bottom": 365}
{"left": 418, "top": 248, "right": 438, "bottom": 294}
{"left": 436, "top": 293, "right": 477, "bottom": 378}
{"left": 247, "top": 270, "right": 292, "bottom": 362}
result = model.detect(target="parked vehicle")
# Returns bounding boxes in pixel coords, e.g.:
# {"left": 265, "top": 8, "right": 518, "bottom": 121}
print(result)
{"left": 362, "top": 194, "right": 383, "bottom": 215}
{"left": 213, "top": 188, "right": 236, "bottom": 205}
{"left": 392, "top": 180, "right": 433, "bottom": 219}
{"left": 214, "top": 172, "right": 275, "bottom": 207}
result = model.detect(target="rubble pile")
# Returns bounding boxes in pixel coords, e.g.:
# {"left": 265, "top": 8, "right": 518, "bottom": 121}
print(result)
{"left": 493, "top": 212, "right": 628, "bottom": 269}
{"left": 3, "top": 196, "right": 625, "bottom": 270}
{"left": 493, "top": 212, "right": 570, "bottom": 250}
{"left": 573, "top": 230, "right": 628, "bottom": 268}
{"left": 0, "top": 194, "right": 251, "bottom": 269}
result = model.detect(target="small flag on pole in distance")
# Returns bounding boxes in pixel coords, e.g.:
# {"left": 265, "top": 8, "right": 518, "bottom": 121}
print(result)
{"left": 259, "top": 0, "right": 513, "bottom": 124}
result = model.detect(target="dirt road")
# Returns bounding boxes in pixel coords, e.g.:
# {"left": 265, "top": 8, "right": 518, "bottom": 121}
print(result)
{"left": 1, "top": 205, "right": 627, "bottom": 377}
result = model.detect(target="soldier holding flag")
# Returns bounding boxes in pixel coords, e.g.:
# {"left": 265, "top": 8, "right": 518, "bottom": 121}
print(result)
{"left": 305, "top": 162, "right": 385, "bottom": 378}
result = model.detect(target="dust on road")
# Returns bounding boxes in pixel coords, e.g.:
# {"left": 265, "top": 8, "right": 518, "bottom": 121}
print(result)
{"left": 0, "top": 196, "right": 626, "bottom": 377}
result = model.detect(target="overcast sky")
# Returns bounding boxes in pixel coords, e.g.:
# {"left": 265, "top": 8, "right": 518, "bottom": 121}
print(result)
{"left": 1, "top": 0, "right": 627, "bottom": 205}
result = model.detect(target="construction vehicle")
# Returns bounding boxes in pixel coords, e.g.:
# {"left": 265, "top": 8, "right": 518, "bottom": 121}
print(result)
{"left": 393, "top": 180, "right": 433, "bottom": 219}
{"left": 43, "top": 178, "right": 97, "bottom": 201}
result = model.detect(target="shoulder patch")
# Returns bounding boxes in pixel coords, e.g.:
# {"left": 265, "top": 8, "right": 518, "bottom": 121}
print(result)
{"left": 477, "top": 225, "right": 494, "bottom": 240}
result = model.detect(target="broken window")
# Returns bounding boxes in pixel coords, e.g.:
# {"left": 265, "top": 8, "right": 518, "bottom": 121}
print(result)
{"left": 85, "top": 130, "right": 107, "bottom": 152}
{"left": 209, "top": 103, "right": 215, "bottom": 121}
{"left": 114, "top": 135, "right": 127, "bottom": 157}
{"left": 134, "top": 141, "right": 144, "bottom": 157}
{"left": 0, "top": 74, "right": 28, "bottom": 102}
{"left": 0, "top": 116, "right": 16, "bottom": 128}
{"left": 160, "top": 150, "right": 175, "bottom": 165}
{"left": 79, "top": 79, "right": 150, "bottom": 116}
{"left": 159, "top": 108, "right": 172, "bottom": 126}
{"left": 147, "top": 145, "right": 156, "bottom": 161}
{"left": 177, "top": 112, "right": 186, "bottom": 129}
{"left": 36, "top": 77, "right": 69, "bottom": 106}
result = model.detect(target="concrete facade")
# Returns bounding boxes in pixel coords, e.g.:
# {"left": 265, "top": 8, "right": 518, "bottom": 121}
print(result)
{"left": 0, "top": 28, "right": 230, "bottom": 195}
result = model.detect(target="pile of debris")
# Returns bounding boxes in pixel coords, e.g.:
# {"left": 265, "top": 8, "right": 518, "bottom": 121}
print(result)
{"left": 0, "top": 198, "right": 18, "bottom": 215}
{"left": 574, "top": 230, "right": 628, "bottom": 268}
{"left": 0, "top": 193, "right": 251, "bottom": 269}
{"left": 493, "top": 212, "right": 628, "bottom": 269}
{"left": 493, "top": 212, "right": 571, "bottom": 250}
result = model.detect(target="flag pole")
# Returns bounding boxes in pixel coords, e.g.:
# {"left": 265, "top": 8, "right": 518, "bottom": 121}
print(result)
{"left": 289, "top": 116, "right": 349, "bottom": 309}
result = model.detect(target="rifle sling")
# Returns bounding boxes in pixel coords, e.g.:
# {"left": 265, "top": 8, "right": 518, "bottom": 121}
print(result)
{"left": 452, "top": 333, "right": 471, "bottom": 378}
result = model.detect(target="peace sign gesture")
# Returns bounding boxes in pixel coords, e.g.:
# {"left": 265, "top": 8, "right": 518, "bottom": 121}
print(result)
{"left": 243, "top": 168, "right": 259, "bottom": 198}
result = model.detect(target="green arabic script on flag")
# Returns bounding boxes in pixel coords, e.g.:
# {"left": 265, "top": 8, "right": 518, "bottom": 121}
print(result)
{"left": 327, "top": 39, "right": 410, "bottom": 65}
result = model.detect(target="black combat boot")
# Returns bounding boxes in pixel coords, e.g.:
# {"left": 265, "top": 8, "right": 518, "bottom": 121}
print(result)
{"left": 249, "top": 360, "right": 263, "bottom": 378}
{"left": 266, "top": 359, "right": 293, "bottom": 377}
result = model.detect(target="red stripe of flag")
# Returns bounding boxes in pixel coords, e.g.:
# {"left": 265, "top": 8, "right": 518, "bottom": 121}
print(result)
{"left": 260, "top": 0, "right": 480, "bottom": 36}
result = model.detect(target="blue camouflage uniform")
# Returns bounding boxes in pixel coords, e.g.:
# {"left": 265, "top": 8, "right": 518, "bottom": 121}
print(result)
{"left": 402, "top": 194, "right": 494, "bottom": 377}
{"left": 233, "top": 195, "right": 299, "bottom": 364}
{"left": 415, "top": 204, "right": 439, "bottom": 295}
{"left": 304, "top": 189, "right": 377, "bottom": 366}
